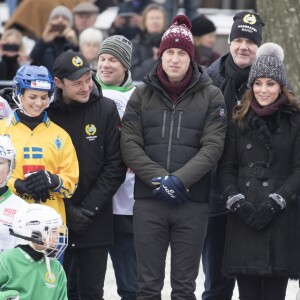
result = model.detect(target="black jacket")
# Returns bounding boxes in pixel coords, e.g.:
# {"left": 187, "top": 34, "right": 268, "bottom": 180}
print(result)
{"left": 121, "top": 61, "right": 227, "bottom": 202}
{"left": 47, "top": 79, "right": 126, "bottom": 248}
{"left": 0, "top": 55, "right": 20, "bottom": 81}
{"left": 206, "top": 53, "right": 250, "bottom": 215}
{"left": 131, "top": 32, "right": 163, "bottom": 81}
{"left": 218, "top": 106, "right": 300, "bottom": 278}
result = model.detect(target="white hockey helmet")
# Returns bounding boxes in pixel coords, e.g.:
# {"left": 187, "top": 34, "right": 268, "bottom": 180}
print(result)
{"left": 11, "top": 204, "right": 68, "bottom": 259}
{"left": 0, "top": 135, "right": 16, "bottom": 188}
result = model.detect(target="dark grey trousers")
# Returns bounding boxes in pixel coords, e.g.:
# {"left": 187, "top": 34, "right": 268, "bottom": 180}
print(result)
{"left": 133, "top": 198, "right": 208, "bottom": 300}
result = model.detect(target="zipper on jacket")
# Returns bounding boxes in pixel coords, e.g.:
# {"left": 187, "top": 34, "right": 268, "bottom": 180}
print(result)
{"left": 162, "top": 109, "right": 167, "bottom": 138}
{"left": 167, "top": 105, "right": 176, "bottom": 171}
{"left": 177, "top": 110, "right": 183, "bottom": 139}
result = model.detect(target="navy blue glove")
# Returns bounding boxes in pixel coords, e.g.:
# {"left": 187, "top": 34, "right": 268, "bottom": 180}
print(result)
{"left": 25, "top": 171, "right": 60, "bottom": 194}
{"left": 251, "top": 197, "right": 281, "bottom": 230}
{"left": 152, "top": 175, "right": 190, "bottom": 205}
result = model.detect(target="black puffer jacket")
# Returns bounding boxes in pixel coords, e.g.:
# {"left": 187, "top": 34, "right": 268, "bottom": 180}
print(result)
{"left": 218, "top": 105, "right": 300, "bottom": 278}
{"left": 121, "top": 61, "right": 227, "bottom": 202}
{"left": 47, "top": 79, "right": 126, "bottom": 248}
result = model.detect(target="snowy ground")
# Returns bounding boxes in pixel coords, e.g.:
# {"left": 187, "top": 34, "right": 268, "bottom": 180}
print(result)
{"left": 104, "top": 248, "right": 299, "bottom": 299}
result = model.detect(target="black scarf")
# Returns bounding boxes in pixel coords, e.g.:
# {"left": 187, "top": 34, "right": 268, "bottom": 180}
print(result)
{"left": 221, "top": 54, "right": 251, "bottom": 120}
{"left": 17, "top": 110, "right": 44, "bottom": 130}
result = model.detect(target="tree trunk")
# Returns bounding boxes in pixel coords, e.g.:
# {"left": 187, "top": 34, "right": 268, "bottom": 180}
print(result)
{"left": 256, "top": 0, "right": 300, "bottom": 96}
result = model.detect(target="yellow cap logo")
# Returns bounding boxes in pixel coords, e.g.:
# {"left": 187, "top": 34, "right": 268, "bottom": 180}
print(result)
{"left": 243, "top": 14, "right": 257, "bottom": 25}
{"left": 72, "top": 56, "right": 83, "bottom": 67}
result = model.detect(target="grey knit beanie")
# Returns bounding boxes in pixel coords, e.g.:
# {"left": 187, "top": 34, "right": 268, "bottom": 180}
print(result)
{"left": 98, "top": 35, "right": 132, "bottom": 70}
{"left": 49, "top": 5, "right": 73, "bottom": 27}
{"left": 248, "top": 42, "right": 287, "bottom": 87}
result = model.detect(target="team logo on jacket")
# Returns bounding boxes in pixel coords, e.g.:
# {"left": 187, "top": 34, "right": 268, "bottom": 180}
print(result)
{"left": 85, "top": 124, "right": 97, "bottom": 141}
{"left": 45, "top": 271, "right": 56, "bottom": 287}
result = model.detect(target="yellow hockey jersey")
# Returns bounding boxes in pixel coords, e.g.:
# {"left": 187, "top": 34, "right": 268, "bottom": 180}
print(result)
{"left": 0, "top": 112, "right": 79, "bottom": 222}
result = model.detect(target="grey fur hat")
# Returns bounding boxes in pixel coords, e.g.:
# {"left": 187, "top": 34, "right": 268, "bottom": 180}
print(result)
{"left": 49, "top": 5, "right": 73, "bottom": 27}
{"left": 248, "top": 42, "right": 287, "bottom": 87}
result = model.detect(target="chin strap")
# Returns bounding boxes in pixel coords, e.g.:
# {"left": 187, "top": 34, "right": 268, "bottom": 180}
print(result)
{"left": 45, "top": 255, "right": 55, "bottom": 280}
{"left": 28, "top": 242, "right": 55, "bottom": 279}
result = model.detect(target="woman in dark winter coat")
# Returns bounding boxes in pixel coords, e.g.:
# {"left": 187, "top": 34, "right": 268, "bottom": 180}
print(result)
{"left": 218, "top": 42, "right": 300, "bottom": 300}
{"left": 130, "top": 4, "right": 168, "bottom": 81}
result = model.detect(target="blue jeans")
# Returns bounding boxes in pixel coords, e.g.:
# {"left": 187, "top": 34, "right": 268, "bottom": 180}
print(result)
{"left": 202, "top": 214, "right": 235, "bottom": 300}
{"left": 109, "top": 232, "right": 138, "bottom": 300}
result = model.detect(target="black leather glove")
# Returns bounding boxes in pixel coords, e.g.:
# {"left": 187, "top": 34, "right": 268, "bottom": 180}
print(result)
{"left": 25, "top": 171, "right": 60, "bottom": 194}
{"left": 14, "top": 179, "right": 39, "bottom": 202}
{"left": 226, "top": 194, "right": 255, "bottom": 226}
{"left": 152, "top": 175, "right": 190, "bottom": 205}
{"left": 251, "top": 197, "right": 281, "bottom": 230}
{"left": 64, "top": 201, "right": 96, "bottom": 235}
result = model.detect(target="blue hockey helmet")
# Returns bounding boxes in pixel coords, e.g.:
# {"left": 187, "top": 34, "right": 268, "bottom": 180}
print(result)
{"left": 13, "top": 65, "right": 55, "bottom": 97}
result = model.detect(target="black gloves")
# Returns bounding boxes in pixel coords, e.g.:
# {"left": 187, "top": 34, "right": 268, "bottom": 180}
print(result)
{"left": 25, "top": 171, "right": 60, "bottom": 194}
{"left": 15, "top": 178, "right": 32, "bottom": 195}
{"left": 64, "top": 200, "right": 96, "bottom": 235}
{"left": 226, "top": 194, "right": 255, "bottom": 226}
{"left": 38, "top": 189, "right": 51, "bottom": 203}
{"left": 251, "top": 197, "right": 282, "bottom": 230}
{"left": 152, "top": 175, "right": 190, "bottom": 205}
{"left": 15, "top": 178, "right": 51, "bottom": 203}
{"left": 14, "top": 179, "right": 39, "bottom": 202}
{"left": 227, "top": 193, "right": 285, "bottom": 230}
{"left": 15, "top": 171, "right": 59, "bottom": 203}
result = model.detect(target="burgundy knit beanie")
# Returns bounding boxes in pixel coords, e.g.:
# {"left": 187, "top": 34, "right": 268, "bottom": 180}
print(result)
{"left": 159, "top": 15, "right": 194, "bottom": 59}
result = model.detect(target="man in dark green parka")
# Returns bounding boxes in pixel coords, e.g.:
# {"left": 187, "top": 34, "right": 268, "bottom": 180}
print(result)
{"left": 121, "top": 15, "right": 227, "bottom": 300}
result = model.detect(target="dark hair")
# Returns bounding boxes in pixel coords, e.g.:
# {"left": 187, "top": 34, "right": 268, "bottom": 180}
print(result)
{"left": 233, "top": 87, "right": 300, "bottom": 127}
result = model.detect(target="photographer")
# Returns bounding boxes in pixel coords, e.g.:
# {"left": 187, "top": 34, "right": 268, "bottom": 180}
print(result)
{"left": 108, "top": 0, "right": 154, "bottom": 40}
{"left": 30, "top": 5, "right": 79, "bottom": 76}
{"left": 0, "top": 29, "right": 28, "bottom": 81}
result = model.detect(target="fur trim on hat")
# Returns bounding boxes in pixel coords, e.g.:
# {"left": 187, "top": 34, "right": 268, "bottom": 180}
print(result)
{"left": 256, "top": 42, "right": 284, "bottom": 62}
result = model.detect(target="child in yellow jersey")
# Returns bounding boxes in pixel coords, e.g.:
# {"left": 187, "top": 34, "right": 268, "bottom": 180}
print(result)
{"left": 0, "top": 65, "right": 79, "bottom": 223}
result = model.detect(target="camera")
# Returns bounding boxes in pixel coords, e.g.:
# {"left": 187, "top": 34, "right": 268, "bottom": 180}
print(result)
{"left": 2, "top": 44, "right": 20, "bottom": 52}
{"left": 50, "top": 24, "right": 66, "bottom": 33}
